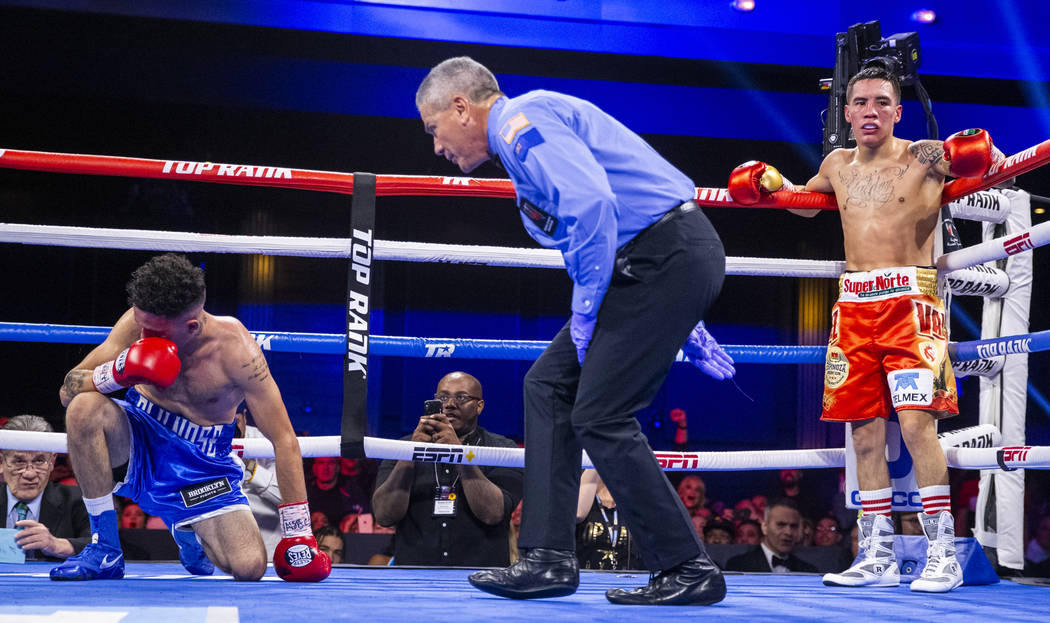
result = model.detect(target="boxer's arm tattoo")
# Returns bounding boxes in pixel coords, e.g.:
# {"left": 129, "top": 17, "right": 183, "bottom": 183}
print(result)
{"left": 62, "top": 369, "right": 91, "bottom": 398}
{"left": 242, "top": 354, "right": 270, "bottom": 384}
{"left": 909, "top": 142, "right": 944, "bottom": 167}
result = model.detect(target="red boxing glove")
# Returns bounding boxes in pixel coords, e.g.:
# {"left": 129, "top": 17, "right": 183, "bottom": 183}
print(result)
{"left": 943, "top": 128, "right": 994, "bottom": 178}
{"left": 93, "top": 337, "right": 181, "bottom": 394}
{"left": 728, "top": 161, "right": 792, "bottom": 205}
{"left": 273, "top": 501, "right": 331, "bottom": 582}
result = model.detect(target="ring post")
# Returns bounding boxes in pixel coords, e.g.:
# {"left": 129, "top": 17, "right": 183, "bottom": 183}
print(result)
{"left": 341, "top": 173, "right": 376, "bottom": 458}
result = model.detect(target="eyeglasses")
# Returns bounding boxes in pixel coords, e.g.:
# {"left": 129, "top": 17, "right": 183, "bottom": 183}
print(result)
{"left": 434, "top": 393, "right": 482, "bottom": 405}
{"left": 816, "top": 525, "right": 838, "bottom": 532}
{"left": 3, "top": 456, "right": 51, "bottom": 474}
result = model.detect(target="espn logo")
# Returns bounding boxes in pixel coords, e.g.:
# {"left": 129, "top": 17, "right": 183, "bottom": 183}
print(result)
{"left": 1000, "top": 446, "right": 1030, "bottom": 462}
{"left": 412, "top": 447, "right": 466, "bottom": 463}
{"left": 1003, "top": 232, "right": 1033, "bottom": 256}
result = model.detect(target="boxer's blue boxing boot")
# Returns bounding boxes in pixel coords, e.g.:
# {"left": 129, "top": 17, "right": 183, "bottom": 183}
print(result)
{"left": 50, "top": 510, "right": 124, "bottom": 580}
{"left": 172, "top": 526, "right": 214, "bottom": 575}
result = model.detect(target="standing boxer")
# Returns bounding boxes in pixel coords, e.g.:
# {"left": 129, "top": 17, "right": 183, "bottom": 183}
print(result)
{"left": 416, "top": 56, "right": 735, "bottom": 605}
{"left": 729, "top": 65, "right": 1002, "bottom": 593}
{"left": 51, "top": 253, "right": 329, "bottom": 582}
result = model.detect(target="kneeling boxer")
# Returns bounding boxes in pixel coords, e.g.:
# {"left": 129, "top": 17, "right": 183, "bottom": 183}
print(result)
{"left": 728, "top": 66, "right": 1002, "bottom": 594}
{"left": 51, "top": 253, "right": 329, "bottom": 582}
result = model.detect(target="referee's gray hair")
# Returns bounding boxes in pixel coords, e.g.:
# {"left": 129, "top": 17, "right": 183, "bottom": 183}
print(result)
{"left": 2, "top": 414, "right": 53, "bottom": 434}
{"left": 416, "top": 56, "right": 503, "bottom": 113}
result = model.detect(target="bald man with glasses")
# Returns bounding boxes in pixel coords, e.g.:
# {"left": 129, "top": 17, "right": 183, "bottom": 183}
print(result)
{"left": 372, "top": 371, "right": 523, "bottom": 566}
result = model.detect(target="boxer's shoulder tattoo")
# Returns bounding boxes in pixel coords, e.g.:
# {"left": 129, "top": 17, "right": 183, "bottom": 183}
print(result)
{"left": 909, "top": 141, "right": 944, "bottom": 167}
{"left": 63, "top": 369, "right": 90, "bottom": 397}
{"left": 242, "top": 354, "right": 270, "bottom": 383}
{"left": 838, "top": 168, "right": 894, "bottom": 209}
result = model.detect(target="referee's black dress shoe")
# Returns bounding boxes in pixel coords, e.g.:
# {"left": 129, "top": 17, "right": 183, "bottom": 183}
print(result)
{"left": 468, "top": 548, "right": 579, "bottom": 599}
{"left": 605, "top": 552, "right": 726, "bottom": 606}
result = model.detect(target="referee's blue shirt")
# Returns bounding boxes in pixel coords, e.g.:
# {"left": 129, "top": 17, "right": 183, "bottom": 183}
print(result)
{"left": 487, "top": 92, "right": 696, "bottom": 320}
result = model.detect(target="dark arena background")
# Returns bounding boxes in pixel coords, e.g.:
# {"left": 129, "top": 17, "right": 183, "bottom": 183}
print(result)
{"left": 1, "top": 1, "right": 1048, "bottom": 621}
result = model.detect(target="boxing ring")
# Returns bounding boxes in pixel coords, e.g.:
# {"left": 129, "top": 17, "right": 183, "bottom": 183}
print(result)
{"left": 1, "top": 144, "right": 1050, "bottom": 620}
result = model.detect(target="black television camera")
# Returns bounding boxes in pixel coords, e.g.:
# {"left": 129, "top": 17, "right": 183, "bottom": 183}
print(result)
{"left": 821, "top": 20, "right": 936, "bottom": 157}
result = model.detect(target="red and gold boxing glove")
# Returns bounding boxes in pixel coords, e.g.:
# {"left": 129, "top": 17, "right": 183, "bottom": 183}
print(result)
{"left": 728, "top": 161, "right": 793, "bottom": 205}
{"left": 93, "top": 337, "right": 181, "bottom": 393}
{"left": 943, "top": 128, "right": 995, "bottom": 178}
{"left": 273, "top": 501, "right": 331, "bottom": 582}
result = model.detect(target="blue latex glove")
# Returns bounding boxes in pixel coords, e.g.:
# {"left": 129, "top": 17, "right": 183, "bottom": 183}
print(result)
{"left": 682, "top": 321, "right": 735, "bottom": 380}
{"left": 570, "top": 312, "right": 596, "bottom": 365}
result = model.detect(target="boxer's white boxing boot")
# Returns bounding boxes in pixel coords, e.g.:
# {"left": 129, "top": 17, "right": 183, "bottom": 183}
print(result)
{"left": 911, "top": 511, "right": 963, "bottom": 593}
{"left": 823, "top": 514, "right": 899, "bottom": 587}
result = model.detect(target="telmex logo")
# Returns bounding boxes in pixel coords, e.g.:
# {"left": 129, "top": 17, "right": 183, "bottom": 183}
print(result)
{"left": 412, "top": 447, "right": 466, "bottom": 463}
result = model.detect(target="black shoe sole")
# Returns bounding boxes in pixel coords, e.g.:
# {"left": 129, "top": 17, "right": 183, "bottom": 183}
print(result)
{"left": 469, "top": 577, "right": 578, "bottom": 600}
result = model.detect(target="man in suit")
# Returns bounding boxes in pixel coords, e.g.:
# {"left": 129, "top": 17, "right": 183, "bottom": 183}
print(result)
{"left": 2, "top": 415, "right": 90, "bottom": 561}
{"left": 726, "top": 498, "right": 816, "bottom": 573}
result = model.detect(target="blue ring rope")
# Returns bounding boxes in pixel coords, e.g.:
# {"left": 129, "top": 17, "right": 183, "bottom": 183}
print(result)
{"left": 1, "top": 321, "right": 1046, "bottom": 364}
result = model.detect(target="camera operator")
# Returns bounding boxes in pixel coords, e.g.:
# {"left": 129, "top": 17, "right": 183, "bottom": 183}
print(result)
{"left": 372, "top": 372, "right": 523, "bottom": 566}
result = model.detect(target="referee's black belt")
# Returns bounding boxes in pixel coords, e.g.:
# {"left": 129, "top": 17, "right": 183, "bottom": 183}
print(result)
{"left": 636, "top": 200, "right": 698, "bottom": 241}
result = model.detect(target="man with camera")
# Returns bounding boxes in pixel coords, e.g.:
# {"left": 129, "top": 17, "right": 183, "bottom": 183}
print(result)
{"left": 729, "top": 65, "right": 1002, "bottom": 593}
{"left": 372, "top": 371, "right": 522, "bottom": 566}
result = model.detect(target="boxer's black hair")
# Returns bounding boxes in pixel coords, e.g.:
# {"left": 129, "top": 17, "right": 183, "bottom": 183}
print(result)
{"left": 846, "top": 66, "right": 901, "bottom": 105}
{"left": 126, "top": 253, "right": 206, "bottom": 317}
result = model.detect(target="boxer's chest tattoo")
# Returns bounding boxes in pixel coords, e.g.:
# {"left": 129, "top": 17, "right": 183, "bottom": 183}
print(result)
{"left": 838, "top": 165, "right": 910, "bottom": 208}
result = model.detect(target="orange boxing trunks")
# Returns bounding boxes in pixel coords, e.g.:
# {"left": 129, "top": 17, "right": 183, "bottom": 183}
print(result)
{"left": 821, "top": 266, "right": 959, "bottom": 422}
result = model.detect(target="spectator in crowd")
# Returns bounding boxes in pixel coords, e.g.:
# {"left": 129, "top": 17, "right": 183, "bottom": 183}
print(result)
{"left": 1025, "top": 514, "right": 1050, "bottom": 566}
{"left": 814, "top": 516, "right": 844, "bottom": 548}
{"left": 767, "top": 469, "right": 824, "bottom": 522}
{"left": 733, "top": 499, "right": 761, "bottom": 523}
{"left": 669, "top": 408, "right": 690, "bottom": 450}
{"left": 575, "top": 469, "right": 644, "bottom": 570}
{"left": 896, "top": 511, "right": 924, "bottom": 536}
{"left": 677, "top": 475, "right": 708, "bottom": 518}
{"left": 801, "top": 517, "right": 815, "bottom": 547}
{"left": 235, "top": 403, "right": 283, "bottom": 557}
{"left": 306, "top": 456, "right": 366, "bottom": 530}
{"left": 314, "top": 525, "right": 344, "bottom": 564}
{"left": 311, "top": 512, "right": 328, "bottom": 532}
{"left": 2, "top": 415, "right": 90, "bottom": 561}
{"left": 340, "top": 458, "right": 376, "bottom": 513}
{"left": 703, "top": 517, "right": 735, "bottom": 545}
{"left": 726, "top": 499, "right": 816, "bottom": 573}
{"left": 751, "top": 495, "right": 768, "bottom": 519}
{"left": 735, "top": 519, "right": 762, "bottom": 546}
{"left": 692, "top": 511, "right": 711, "bottom": 540}
{"left": 49, "top": 455, "right": 77, "bottom": 487}
{"left": 372, "top": 372, "right": 522, "bottom": 566}
{"left": 119, "top": 501, "right": 146, "bottom": 530}
{"left": 814, "top": 515, "right": 855, "bottom": 572}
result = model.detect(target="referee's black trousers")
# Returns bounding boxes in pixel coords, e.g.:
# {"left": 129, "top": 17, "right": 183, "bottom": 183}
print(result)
{"left": 517, "top": 205, "right": 726, "bottom": 571}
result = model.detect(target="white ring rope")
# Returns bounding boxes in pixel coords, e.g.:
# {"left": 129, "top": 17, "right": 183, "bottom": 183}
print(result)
{"left": 937, "top": 219, "right": 1050, "bottom": 272}
{"left": 946, "top": 264, "right": 1010, "bottom": 298}
{"left": 0, "top": 222, "right": 845, "bottom": 278}
{"left": 3, "top": 424, "right": 1043, "bottom": 472}
{"left": 949, "top": 190, "right": 1010, "bottom": 224}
